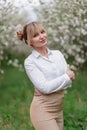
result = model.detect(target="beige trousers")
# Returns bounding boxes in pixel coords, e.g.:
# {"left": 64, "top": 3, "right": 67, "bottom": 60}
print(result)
{"left": 30, "top": 90, "right": 64, "bottom": 130}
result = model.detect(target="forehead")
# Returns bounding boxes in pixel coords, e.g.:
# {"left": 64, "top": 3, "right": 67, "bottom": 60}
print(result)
{"left": 27, "top": 22, "right": 45, "bottom": 39}
{"left": 32, "top": 23, "right": 45, "bottom": 33}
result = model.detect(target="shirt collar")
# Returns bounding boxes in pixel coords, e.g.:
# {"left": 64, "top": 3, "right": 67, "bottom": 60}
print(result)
{"left": 32, "top": 48, "right": 52, "bottom": 58}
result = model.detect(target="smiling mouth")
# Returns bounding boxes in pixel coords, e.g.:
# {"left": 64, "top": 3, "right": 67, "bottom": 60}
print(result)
{"left": 40, "top": 39, "right": 47, "bottom": 43}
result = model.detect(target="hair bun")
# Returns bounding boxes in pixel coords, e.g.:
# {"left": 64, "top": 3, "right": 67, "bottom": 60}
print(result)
{"left": 17, "top": 30, "right": 24, "bottom": 41}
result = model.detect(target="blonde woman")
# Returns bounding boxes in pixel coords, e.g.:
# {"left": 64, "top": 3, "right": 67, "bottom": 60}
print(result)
{"left": 17, "top": 21, "right": 75, "bottom": 130}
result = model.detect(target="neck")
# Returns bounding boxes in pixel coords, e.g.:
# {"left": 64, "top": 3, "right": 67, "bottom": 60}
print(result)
{"left": 33, "top": 46, "right": 48, "bottom": 58}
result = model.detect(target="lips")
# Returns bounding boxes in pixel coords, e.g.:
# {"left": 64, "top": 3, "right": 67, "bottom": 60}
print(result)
{"left": 40, "top": 39, "right": 47, "bottom": 44}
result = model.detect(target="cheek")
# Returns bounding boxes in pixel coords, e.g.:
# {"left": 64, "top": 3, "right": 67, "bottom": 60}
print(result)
{"left": 30, "top": 38, "right": 38, "bottom": 45}
{"left": 44, "top": 33, "right": 47, "bottom": 39}
{"left": 30, "top": 38, "right": 35, "bottom": 43}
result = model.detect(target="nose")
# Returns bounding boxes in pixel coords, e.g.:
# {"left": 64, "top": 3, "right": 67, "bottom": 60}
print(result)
{"left": 39, "top": 33, "right": 43, "bottom": 38}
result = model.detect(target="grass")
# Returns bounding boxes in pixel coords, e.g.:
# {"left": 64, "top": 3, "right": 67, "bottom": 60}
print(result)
{"left": 64, "top": 71, "right": 87, "bottom": 130}
{"left": 0, "top": 66, "right": 34, "bottom": 130}
{"left": 0, "top": 64, "right": 87, "bottom": 130}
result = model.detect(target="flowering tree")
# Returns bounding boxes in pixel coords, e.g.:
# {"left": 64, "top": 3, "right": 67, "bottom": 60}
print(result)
{"left": 0, "top": 0, "right": 29, "bottom": 74}
{"left": 37, "top": 0, "right": 87, "bottom": 69}
{"left": 0, "top": 0, "right": 87, "bottom": 73}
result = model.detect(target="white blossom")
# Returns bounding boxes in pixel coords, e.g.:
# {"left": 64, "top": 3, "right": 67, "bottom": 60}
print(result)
{"left": 0, "top": 0, "right": 87, "bottom": 74}
{"left": 37, "top": 0, "right": 87, "bottom": 68}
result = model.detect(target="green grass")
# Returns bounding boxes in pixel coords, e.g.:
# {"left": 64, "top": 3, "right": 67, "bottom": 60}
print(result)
{"left": 0, "top": 65, "right": 87, "bottom": 130}
{"left": 64, "top": 72, "right": 87, "bottom": 130}
{"left": 0, "top": 66, "right": 34, "bottom": 130}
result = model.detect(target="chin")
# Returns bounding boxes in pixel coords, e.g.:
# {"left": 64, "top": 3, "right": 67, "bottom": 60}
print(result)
{"left": 42, "top": 42, "right": 47, "bottom": 47}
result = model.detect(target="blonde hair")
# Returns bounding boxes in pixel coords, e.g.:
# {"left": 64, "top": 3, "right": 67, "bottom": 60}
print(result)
{"left": 17, "top": 22, "right": 46, "bottom": 45}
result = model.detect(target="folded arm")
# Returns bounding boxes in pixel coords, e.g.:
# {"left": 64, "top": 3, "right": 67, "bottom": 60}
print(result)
{"left": 24, "top": 59, "right": 72, "bottom": 94}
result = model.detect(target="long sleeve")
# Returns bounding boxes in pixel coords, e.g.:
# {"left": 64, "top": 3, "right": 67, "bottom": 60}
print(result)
{"left": 24, "top": 59, "right": 72, "bottom": 94}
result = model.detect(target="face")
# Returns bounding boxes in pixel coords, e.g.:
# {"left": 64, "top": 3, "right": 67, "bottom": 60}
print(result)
{"left": 30, "top": 29, "right": 47, "bottom": 48}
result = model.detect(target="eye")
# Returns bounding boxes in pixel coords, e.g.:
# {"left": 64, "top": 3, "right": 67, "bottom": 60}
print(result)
{"left": 33, "top": 33, "right": 39, "bottom": 37}
{"left": 41, "top": 30, "right": 45, "bottom": 34}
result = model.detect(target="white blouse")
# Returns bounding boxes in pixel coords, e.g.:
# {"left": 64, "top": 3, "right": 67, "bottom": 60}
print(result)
{"left": 24, "top": 48, "right": 72, "bottom": 94}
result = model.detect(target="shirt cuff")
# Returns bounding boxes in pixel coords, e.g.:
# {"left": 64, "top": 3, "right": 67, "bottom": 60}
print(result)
{"left": 64, "top": 73, "right": 72, "bottom": 87}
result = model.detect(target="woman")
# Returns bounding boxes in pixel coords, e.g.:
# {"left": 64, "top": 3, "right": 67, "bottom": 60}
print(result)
{"left": 17, "top": 21, "right": 75, "bottom": 130}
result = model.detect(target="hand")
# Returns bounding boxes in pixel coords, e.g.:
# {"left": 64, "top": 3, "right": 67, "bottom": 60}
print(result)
{"left": 66, "top": 65, "right": 75, "bottom": 81}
